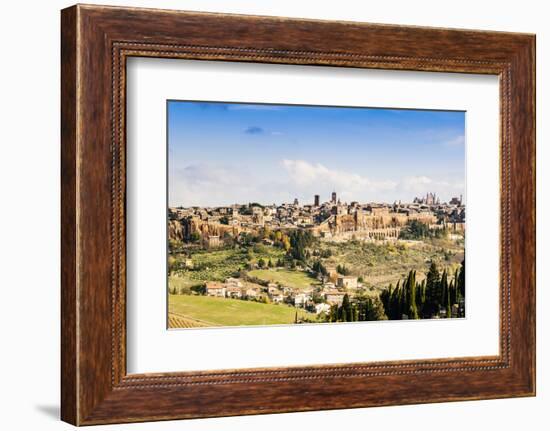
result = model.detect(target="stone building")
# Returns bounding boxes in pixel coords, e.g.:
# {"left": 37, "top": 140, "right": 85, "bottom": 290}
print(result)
{"left": 336, "top": 275, "right": 358, "bottom": 289}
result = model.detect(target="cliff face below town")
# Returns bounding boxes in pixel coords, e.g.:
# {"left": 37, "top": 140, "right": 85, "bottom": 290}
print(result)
{"left": 168, "top": 220, "right": 184, "bottom": 241}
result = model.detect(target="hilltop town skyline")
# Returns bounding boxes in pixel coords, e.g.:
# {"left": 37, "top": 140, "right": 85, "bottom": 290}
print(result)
{"left": 170, "top": 190, "right": 464, "bottom": 209}
{"left": 169, "top": 189, "right": 465, "bottom": 251}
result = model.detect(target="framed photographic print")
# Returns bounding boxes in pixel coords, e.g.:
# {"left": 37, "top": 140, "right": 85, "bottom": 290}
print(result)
{"left": 165, "top": 100, "right": 466, "bottom": 329}
{"left": 61, "top": 4, "right": 536, "bottom": 425}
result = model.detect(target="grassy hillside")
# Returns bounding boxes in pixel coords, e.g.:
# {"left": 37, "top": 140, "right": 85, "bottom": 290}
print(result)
{"left": 168, "top": 294, "right": 316, "bottom": 327}
{"left": 318, "top": 239, "right": 464, "bottom": 288}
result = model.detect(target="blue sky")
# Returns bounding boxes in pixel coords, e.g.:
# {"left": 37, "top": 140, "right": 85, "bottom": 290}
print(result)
{"left": 168, "top": 101, "right": 465, "bottom": 207}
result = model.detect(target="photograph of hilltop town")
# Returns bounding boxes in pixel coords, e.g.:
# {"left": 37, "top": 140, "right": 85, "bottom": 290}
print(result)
{"left": 167, "top": 101, "right": 466, "bottom": 329}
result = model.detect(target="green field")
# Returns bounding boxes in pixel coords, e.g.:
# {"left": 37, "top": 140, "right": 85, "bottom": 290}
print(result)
{"left": 169, "top": 294, "right": 316, "bottom": 327}
{"left": 248, "top": 268, "right": 319, "bottom": 290}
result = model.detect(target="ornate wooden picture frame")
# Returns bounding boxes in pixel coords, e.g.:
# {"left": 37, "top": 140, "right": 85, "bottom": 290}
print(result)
{"left": 61, "top": 4, "right": 535, "bottom": 425}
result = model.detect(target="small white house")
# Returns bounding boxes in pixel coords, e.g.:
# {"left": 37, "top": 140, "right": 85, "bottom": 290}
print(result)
{"left": 315, "top": 303, "right": 331, "bottom": 315}
{"left": 282, "top": 286, "right": 294, "bottom": 296}
{"left": 225, "top": 286, "right": 242, "bottom": 299}
{"left": 245, "top": 288, "right": 259, "bottom": 298}
{"left": 205, "top": 282, "right": 226, "bottom": 297}
{"left": 272, "top": 293, "right": 285, "bottom": 303}
{"left": 294, "top": 293, "right": 307, "bottom": 307}
{"left": 267, "top": 283, "right": 279, "bottom": 294}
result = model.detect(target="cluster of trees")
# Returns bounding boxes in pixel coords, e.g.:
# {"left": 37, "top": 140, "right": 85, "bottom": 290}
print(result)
{"left": 336, "top": 264, "right": 351, "bottom": 275}
{"left": 238, "top": 232, "right": 261, "bottom": 246}
{"left": 380, "top": 260, "right": 465, "bottom": 320}
{"left": 257, "top": 257, "right": 274, "bottom": 268}
{"left": 186, "top": 225, "right": 320, "bottom": 270}
{"left": 261, "top": 228, "right": 290, "bottom": 250}
{"left": 288, "top": 230, "right": 315, "bottom": 262}
{"left": 168, "top": 284, "right": 205, "bottom": 296}
{"left": 399, "top": 220, "right": 447, "bottom": 240}
{"left": 312, "top": 248, "right": 332, "bottom": 258}
{"left": 312, "top": 260, "right": 328, "bottom": 277}
{"left": 311, "top": 261, "right": 351, "bottom": 278}
{"left": 240, "top": 228, "right": 326, "bottom": 271}
{"left": 327, "top": 294, "right": 387, "bottom": 323}
{"left": 237, "top": 228, "right": 292, "bottom": 252}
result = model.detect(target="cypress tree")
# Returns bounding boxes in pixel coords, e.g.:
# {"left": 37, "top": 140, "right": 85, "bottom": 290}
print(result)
{"left": 363, "top": 298, "right": 379, "bottom": 321}
{"left": 408, "top": 270, "right": 419, "bottom": 319}
{"left": 356, "top": 300, "right": 364, "bottom": 321}
{"left": 380, "top": 283, "right": 392, "bottom": 318}
{"left": 458, "top": 259, "right": 465, "bottom": 300}
{"left": 424, "top": 261, "right": 441, "bottom": 318}
{"left": 342, "top": 294, "right": 351, "bottom": 322}
{"left": 392, "top": 280, "right": 402, "bottom": 320}
{"left": 439, "top": 270, "right": 449, "bottom": 318}
{"left": 329, "top": 304, "right": 338, "bottom": 322}
{"left": 439, "top": 270, "right": 447, "bottom": 306}
{"left": 399, "top": 277, "right": 408, "bottom": 319}
{"left": 452, "top": 268, "right": 460, "bottom": 305}
{"left": 351, "top": 304, "right": 358, "bottom": 322}
{"left": 448, "top": 280, "right": 454, "bottom": 318}
{"left": 419, "top": 279, "right": 426, "bottom": 310}
{"left": 457, "top": 260, "right": 465, "bottom": 317}
{"left": 371, "top": 297, "right": 388, "bottom": 321}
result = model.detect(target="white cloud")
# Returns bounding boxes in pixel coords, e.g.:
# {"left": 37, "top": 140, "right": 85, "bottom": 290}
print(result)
{"left": 443, "top": 134, "right": 465, "bottom": 147}
{"left": 400, "top": 175, "right": 433, "bottom": 192}
{"left": 398, "top": 175, "right": 464, "bottom": 200}
{"left": 170, "top": 163, "right": 256, "bottom": 207}
{"left": 282, "top": 159, "right": 397, "bottom": 193}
